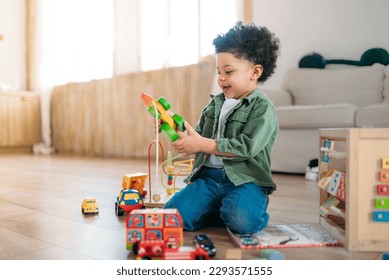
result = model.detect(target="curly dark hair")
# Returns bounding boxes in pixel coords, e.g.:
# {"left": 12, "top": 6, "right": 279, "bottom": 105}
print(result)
{"left": 213, "top": 21, "right": 280, "bottom": 83}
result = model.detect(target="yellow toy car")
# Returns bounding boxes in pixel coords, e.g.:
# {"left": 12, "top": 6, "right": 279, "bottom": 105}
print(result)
{"left": 81, "top": 197, "right": 99, "bottom": 214}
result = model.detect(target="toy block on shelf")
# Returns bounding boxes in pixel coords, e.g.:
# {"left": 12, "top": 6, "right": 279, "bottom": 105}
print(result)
{"left": 380, "top": 170, "right": 389, "bottom": 182}
{"left": 376, "top": 198, "right": 389, "bottom": 209}
{"left": 373, "top": 211, "right": 389, "bottom": 222}
{"left": 382, "top": 158, "right": 389, "bottom": 169}
{"left": 377, "top": 185, "right": 389, "bottom": 195}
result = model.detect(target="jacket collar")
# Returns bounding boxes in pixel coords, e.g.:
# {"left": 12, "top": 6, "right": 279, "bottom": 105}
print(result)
{"left": 210, "top": 88, "right": 260, "bottom": 105}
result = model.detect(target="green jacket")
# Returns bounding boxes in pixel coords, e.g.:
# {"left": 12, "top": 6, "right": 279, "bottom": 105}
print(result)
{"left": 186, "top": 89, "right": 279, "bottom": 194}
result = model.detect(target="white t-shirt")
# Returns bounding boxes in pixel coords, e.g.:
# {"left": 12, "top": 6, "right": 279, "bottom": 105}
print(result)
{"left": 204, "top": 98, "right": 241, "bottom": 168}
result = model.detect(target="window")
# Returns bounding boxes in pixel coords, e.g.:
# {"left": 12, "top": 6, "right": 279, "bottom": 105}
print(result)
{"left": 36, "top": 0, "right": 113, "bottom": 87}
{"left": 140, "top": 0, "right": 238, "bottom": 71}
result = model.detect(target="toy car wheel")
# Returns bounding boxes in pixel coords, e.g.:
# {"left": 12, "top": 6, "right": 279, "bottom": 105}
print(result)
{"left": 82, "top": 208, "right": 85, "bottom": 214}
{"left": 115, "top": 202, "right": 124, "bottom": 216}
{"left": 157, "top": 97, "right": 171, "bottom": 110}
{"left": 141, "top": 256, "right": 151, "bottom": 260}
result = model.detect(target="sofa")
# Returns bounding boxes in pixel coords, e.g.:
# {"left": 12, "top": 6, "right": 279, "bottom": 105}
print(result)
{"left": 261, "top": 63, "right": 389, "bottom": 174}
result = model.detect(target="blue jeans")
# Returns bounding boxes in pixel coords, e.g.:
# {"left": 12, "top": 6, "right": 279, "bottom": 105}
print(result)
{"left": 164, "top": 167, "right": 269, "bottom": 234}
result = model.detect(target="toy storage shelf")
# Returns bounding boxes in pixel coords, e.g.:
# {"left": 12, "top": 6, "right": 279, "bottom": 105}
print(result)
{"left": 318, "top": 128, "right": 389, "bottom": 252}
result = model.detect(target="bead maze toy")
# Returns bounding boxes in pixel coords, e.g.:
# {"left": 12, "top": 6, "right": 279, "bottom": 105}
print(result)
{"left": 141, "top": 91, "right": 192, "bottom": 207}
{"left": 160, "top": 151, "right": 193, "bottom": 195}
{"left": 146, "top": 141, "right": 193, "bottom": 207}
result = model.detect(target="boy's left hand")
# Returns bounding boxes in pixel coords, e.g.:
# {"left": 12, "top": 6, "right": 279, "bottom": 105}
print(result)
{"left": 171, "top": 122, "right": 202, "bottom": 155}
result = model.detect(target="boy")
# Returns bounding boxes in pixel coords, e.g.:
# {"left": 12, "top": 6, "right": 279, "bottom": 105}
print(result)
{"left": 164, "top": 22, "right": 280, "bottom": 234}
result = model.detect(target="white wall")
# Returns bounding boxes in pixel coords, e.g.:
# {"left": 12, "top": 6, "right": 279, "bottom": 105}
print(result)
{"left": 0, "top": 0, "right": 25, "bottom": 91}
{"left": 253, "top": 0, "right": 389, "bottom": 88}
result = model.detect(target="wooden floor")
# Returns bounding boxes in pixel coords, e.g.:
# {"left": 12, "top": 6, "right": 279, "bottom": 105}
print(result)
{"left": 0, "top": 153, "right": 382, "bottom": 260}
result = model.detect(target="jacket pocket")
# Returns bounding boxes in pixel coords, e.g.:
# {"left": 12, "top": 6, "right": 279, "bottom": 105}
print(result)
{"left": 225, "top": 110, "right": 249, "bottom": 136}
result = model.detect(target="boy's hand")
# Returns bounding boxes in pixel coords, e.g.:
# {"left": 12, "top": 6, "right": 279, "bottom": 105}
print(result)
{"left": 172, "top": 122, "right": 230, "bottom": 157}
{"left": 171, "top": 122, "right": 202, "bottom": 155}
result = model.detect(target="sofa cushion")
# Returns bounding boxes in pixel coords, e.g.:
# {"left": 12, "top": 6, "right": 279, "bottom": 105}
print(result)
{"left": 355, "top": 103, "right": 389, "bottom": 127}
{"left": 276, "top": 103, "right": 358, "bottom": 129}
{"left": 261, "top": 88, "right": 293, "bottom": 107}
{"left": 384, "top": 66, "right": 389, "bottom": 102}
{"left": 283, "top": 64, "right": 385, "bottom": 107}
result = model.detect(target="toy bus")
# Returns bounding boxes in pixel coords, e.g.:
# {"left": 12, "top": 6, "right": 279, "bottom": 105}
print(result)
{"left": 126, "top": 208, "right": 183, "bottom": 251}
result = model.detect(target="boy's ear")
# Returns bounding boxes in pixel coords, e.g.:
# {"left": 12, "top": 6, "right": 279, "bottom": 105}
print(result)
{"left": 251, "top": 64, "right": 263, "bottom": 80}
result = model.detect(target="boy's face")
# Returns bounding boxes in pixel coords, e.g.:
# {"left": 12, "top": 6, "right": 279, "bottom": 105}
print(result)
{"left": 216, "top": 52, "right": 263, "bottom": 99}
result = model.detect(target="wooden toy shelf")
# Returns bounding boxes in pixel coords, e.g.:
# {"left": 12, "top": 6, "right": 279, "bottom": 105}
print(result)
{"left": 318, "top": 128, "right": 389, "bottom": 252}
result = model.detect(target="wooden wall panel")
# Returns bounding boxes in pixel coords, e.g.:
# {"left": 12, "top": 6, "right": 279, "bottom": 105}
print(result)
{"left": 51, "top": 57, "right": 216, "bottom": 158}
